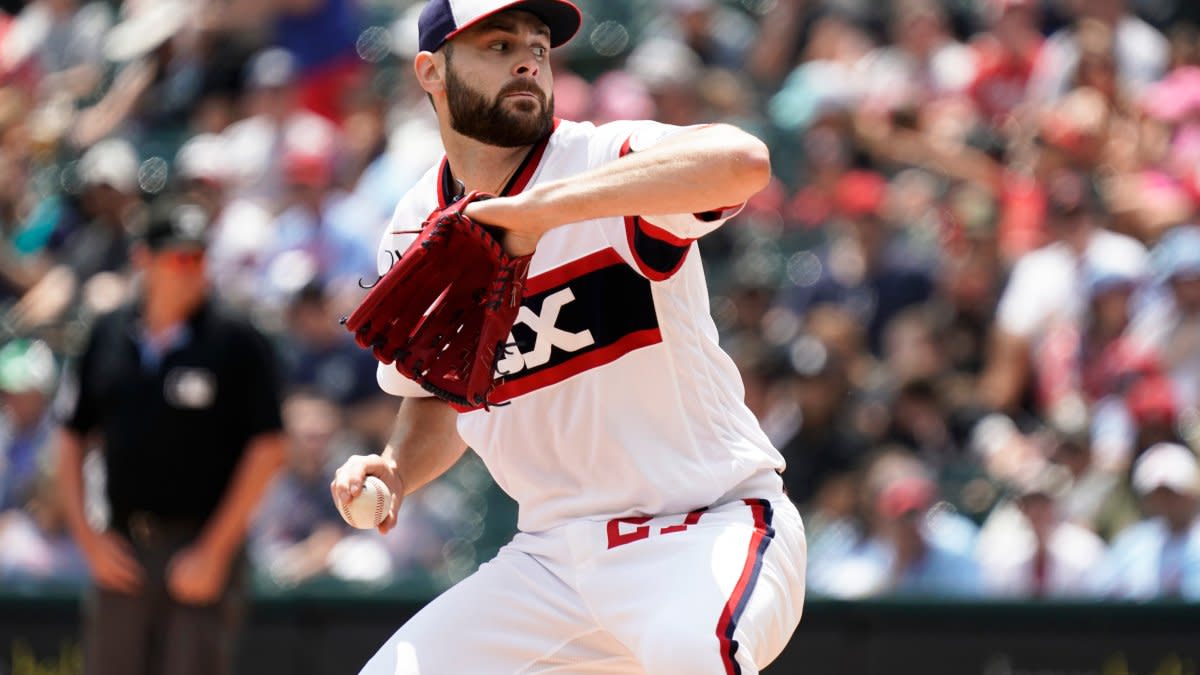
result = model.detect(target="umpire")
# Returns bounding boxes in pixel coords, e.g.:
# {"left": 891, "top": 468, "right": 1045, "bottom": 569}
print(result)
{"left": 56, "top": 199, "right": 286, "bottom": 675}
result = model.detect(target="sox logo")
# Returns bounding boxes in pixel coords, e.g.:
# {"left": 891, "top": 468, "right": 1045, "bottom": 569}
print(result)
{"left": 497, "top": 287, "right": 594, "bottom": 376}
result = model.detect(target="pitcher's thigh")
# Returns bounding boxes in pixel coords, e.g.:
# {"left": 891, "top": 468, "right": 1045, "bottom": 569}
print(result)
{"left": 358, "top": 549, "right": 600, "bottom": 675}
{"left": 591, "top": 499, "right": 807, "bottom": 675}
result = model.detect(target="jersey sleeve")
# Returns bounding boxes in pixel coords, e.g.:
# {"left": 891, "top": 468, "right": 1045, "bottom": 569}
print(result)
{"left": 373, "top": 186, "right": 437, "bottom": 399}
{"left": 589, "top": 121, "right": 745, "bottom": 282}
{"left": 621, "top": 122, "right": 746, "bottom": 238}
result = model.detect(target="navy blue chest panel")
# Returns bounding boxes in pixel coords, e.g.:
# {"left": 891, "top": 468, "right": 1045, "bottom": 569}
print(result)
{"left": 491, "top": 248, "right": 662, "bottom": 402}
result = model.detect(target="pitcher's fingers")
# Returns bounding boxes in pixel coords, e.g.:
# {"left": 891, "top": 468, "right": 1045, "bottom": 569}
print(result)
{"left": 331, "top": 462, "right": 365, "bottom": 505}
{"left": 377, "top": 499, "right": 400, "bottom": 534}
{"left": 332, "top": 454, "right": 387, "bottom": 503}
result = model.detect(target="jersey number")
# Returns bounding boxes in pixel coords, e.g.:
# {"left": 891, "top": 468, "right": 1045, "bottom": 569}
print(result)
{"left": 606, "top": 509, "right": 707, "bottom": 549}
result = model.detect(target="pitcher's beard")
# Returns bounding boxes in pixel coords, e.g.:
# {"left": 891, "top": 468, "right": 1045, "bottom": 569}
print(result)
{"left": 445, "top": 67, "right": 555, "bottom": 148}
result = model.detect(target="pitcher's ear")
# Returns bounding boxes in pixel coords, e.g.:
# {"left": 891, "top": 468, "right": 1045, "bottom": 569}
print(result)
{"left": 414, "top": 51, "right": 445, "bottom": 97}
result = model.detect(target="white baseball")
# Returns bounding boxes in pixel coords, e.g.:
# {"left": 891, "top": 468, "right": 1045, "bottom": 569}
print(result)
{"left": 340, "top": 475, "right": 393, "bottom": 529}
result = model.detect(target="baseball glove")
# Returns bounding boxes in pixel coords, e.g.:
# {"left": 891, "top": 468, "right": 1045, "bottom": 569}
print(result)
{"left": 344, "top": 191, "right": 533, "bottom": 410}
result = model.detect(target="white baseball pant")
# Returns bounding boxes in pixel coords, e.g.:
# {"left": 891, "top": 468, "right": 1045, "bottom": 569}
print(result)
{"left": 358, "top": 495, "right": 806, "bottom": 674}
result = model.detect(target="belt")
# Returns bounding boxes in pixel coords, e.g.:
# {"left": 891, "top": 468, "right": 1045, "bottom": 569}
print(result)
{"left": 123, "top": 511, "right": 204, "bottom": 548}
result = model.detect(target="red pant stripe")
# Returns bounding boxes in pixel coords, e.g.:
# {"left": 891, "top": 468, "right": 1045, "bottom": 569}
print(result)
{"left": 715, "top": 499, "right": 775, "bottom": 675}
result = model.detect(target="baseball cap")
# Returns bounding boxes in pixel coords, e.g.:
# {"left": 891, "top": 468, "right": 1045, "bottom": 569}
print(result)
{"left": 833, "top": 170, "right": 887, "bottom": 218}
{"left": 876, "top": 474, "right": 936, "bottom": 519}
{"left": 78, "top": 137, "right": 139, "bottom": 194}
{"left": 1081, "top": 251, "right": 1145, "bottom": 297}
{"left": 175, "top": 133, "right": 230, "bottom": 184}
{"left": 103, "top": 0, "right": 194, "bottom": 62}
{"left": 140, "top": 201, "right": 211, "bottom": 251}
{"left": 1151, "top": 225, "right": 1200, "bottom": 282}
{"left": 417, "top": 0, "right": 582, "bottom": 54}
{"left": 245, "top": 47, "right": 298, "bottom": 90}
{"left": 0, "top": 339, "right": 56, "bottom": 395}
{"left": 1132, "top": 442, "right": 1200, "bottom": 498}
{"left": 1126, "top": 374, "right": 1177, "bottom": 427}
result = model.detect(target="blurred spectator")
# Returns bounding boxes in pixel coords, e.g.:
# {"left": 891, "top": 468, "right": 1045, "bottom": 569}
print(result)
{"left": 223, "top": 47, "right": 341, "bottom": 207}
{"left": 74, "top": 0, "right": 204, "bottom": 154}
{"left": 0, "top": 0, "right": 111, "bottom": 98}
{"left": 775, "top": 334, "right": 870, "bottom": 507}
{"left": 977, "top": 466, "right": 1106, "bottom": 597}
{"left": 1130, "top": 225, "right": 1200, "bottom": 413}
{"left": 935, "top": 184, "right": 1005, "bottom": 377}
{"left": 277, "top": 280, "right": 390, "bottom": 439}
{"left": 0, "top": 338, "right": 56, "bottom": 511}
{"left": 8, "top": 137, "right": 142, "bottom": 329}
{"left": 766, "top": 15, "right": 870, "bottom": 137}
{"left": 625, "top": 37, "right": 706, "bottom": 127}
{"left": 1048, "top": 429, "right": 1138, "bottom": 542}
{"left": 882, "top": 306, "right": 946, "bottom": 388}
{"left": 172, "top": 132, "right": 274, "bottom": 310}
{"left": 776, "top": 170, "right": 935, "bottom": 355}
{"left": 981, "top": 171, "right": 1147, "bottom": 416}
{"left": 885, "top": 378, "right": 961, "bottom": 468}
{"left": 967, "top": 0, "right": 1044, "bottom": 126}
{"left": 257, "top": 121, "right": 377, "bottom": 308}
{"left": 860, "top": 0, "right": 975, "bottom": 107}
{"left": 1094, "top": 442, "right": 1200, "bottom": 599}
{"left": 272, "top": 0, "right": 364, "bottom": 123}
{"left": 653, "top": 0, "right": 753, "bottom": 71}
{"left": 811, "top": 451, "right": 982, "bottom": 598}
{"left": 0, "top": 469, "right": 88, "bottom": 584}
{"left": 1028, "top": 0, "right": 1168, "bottom": 103}
{"left": 1139, "top": 67, "right": 1200, "bottom": 211}
{"left": 252, "top": 391, "right": 364, "bottom": 586}
{"left": 1034, "top": 242, "right": 1147, "bottom": 467}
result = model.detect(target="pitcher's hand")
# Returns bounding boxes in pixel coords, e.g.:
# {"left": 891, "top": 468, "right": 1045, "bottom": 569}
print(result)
{"left": 331, "top": 454, "right": 405, "bottom": 534}
{"left": 463, "top": 194, "right": 547, "bottom": 257}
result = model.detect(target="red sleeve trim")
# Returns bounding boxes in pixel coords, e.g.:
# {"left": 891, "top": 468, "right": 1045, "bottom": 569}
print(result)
{"left": 637, "top": 218, "right": 695, "bottom": 247}
{"left": 625, "top": 215, "right": 691, "bottom": 282}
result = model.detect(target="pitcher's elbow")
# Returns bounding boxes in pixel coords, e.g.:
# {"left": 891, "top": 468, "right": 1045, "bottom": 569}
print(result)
{"left": 730, "top": 130, "right": 772, "bottom": 193}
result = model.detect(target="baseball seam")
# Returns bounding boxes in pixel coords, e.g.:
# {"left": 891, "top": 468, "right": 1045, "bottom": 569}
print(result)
{"left": 341, "top": 478, "right": 387, "bottom": 528}
{"left": 373, "top": 479, "right": 385, "bottom": 525}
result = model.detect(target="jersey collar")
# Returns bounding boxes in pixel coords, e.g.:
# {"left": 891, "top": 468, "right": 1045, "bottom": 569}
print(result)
{"left": 437, "top": 118, "right": 560, "bottom": 208}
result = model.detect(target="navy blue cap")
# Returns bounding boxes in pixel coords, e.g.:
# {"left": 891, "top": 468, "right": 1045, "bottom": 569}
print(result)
{"left": 418, "top": 0, "right": 582, "bottom": 54}
{"left": 141, "top": 201, "right": 211, "bottom": 251}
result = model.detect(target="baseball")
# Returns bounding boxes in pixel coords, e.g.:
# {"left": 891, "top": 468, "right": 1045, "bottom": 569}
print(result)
{"left": 339, "top": 475, "right": 393, "bottom": 529}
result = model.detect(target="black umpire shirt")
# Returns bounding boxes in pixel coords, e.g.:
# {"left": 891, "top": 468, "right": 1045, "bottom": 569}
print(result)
{"left": 64, "top": 298, "right": 283, "bottom": 528}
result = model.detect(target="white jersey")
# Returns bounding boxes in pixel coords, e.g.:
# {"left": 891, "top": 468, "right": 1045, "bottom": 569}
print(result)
{"left": 377, "top": 118, "right": 785, "bottom": 532}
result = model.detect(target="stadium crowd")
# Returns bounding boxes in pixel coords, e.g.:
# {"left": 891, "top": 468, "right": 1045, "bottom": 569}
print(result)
{"left": 3, "top": 0, "right": 1200, "bottom": 601}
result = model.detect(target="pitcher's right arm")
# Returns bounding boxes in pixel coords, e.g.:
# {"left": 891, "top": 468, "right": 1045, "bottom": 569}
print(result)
{"left": 330, "top": 396, "right": 467, "bottom": 533}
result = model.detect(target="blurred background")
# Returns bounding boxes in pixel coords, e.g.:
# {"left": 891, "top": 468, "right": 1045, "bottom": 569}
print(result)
{"left": 4, "top": 0, "right": 1200, "bottom": 672}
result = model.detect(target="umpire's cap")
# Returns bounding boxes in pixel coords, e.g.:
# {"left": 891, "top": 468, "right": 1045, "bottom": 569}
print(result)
{"left": 418, "top": 0, "right": 582, "bottom": 54}
{"left": 139, "top": 200, "right": 211, "bottom": 251}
